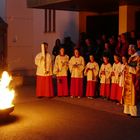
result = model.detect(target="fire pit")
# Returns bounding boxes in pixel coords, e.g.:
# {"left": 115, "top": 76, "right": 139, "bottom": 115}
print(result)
{"left": 0, "top": 71, "right": 15, "bottom": 117}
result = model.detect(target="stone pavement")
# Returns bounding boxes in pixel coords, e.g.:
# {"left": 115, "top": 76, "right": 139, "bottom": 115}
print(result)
{"left": 0, "top": 85, "right": 140, "bottom": 140}
{"left": 14, "top": 85, "right": 124, "bottom": 116}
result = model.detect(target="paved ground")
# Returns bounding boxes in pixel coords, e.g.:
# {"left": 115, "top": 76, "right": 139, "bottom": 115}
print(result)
{"left": 0, "top": 85, "right": 140, "bottom": 140}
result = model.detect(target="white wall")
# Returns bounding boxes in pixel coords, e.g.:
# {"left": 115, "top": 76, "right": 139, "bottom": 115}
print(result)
{"left": 33, "top": 10, "right": 79, "bottom": 58}
{"left": 56, "top": 10, "right": 79, "bottom": 44}
{"left": 5, "top": 0, "right": 79, "bottom": 75}
{"left": 0, "top": 0, "right": 6, "bottom": 20}
{"left": 6, "top": 0, "right": 34, "bottom": 73}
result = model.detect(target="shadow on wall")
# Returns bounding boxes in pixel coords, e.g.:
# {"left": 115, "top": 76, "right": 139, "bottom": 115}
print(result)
{"left": 0, "top": 17, "right": 8, "bottom": 70}
{"left": 62, "top": 12, "right": 78, "bottom": 44}
{"left": 10, "top": 68, "right": 36, "bottom": 87}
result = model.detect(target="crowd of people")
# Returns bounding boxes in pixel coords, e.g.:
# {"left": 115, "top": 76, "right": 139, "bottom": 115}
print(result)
{"left": 35, "top": 31, "right": 140, "bottom": 117}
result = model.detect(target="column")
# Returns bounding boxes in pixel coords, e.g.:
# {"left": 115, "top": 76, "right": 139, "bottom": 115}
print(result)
{"left": 119, "top": 5, "right": 139, "bottom": 35}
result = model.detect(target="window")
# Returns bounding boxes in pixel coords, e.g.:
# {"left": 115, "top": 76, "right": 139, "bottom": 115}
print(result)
{"left": 44, "top": 9, "right": 56, "bottom": 33}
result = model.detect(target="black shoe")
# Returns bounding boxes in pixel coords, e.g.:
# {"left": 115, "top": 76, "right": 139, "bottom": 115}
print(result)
{"left": 131, "top": 116, "right": 139, "bottom": 118}
{"left": 37, "top": 96, "right": 44, "bottom": 98}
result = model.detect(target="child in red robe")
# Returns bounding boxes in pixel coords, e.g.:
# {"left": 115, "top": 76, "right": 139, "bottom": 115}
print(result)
{"left": 53, "top": 47, "right": 69, "bottom": 96}
{"left": 110, "top": 54, "right": 122, "bottom": 103}
{"left": 99, "top": 56, "right": 112, "bottom": 99}
{"left": 84, "top": 55, "right": 99, "bottom": 99}
{"left": 35, "top": 42, "right": 54, "bottom": 97}
{"left": 69, "top": 48, "right": 85, "bottom": 98}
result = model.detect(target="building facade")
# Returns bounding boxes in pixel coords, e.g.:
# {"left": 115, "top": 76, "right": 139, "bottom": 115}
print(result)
{"left": 0, "top": 0, "right": 140, "bottom": 76}
{"left": 0, "top": 0, "right": 79, "bottom": 75}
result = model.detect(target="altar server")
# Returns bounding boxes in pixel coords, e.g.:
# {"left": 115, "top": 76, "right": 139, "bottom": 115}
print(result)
{"left": 84, "top": 55, "right": 99, "bottom": 99}
{"left": 110, "top": 54, "right": 122, "bottom": 102}
{"left": 35, "top": 42, "right": 54, "bottom": 97}
{"left": 99, "top": 55, "right": 112, "bottom": 99}
{"left": 118, "top": 56, "right": 128, "bottom": 104}
{"left": 53, "top": 47, "right": 69, "bottom": 96}
{"left": 69, "top": 48, "right": 85, "bottom": 98}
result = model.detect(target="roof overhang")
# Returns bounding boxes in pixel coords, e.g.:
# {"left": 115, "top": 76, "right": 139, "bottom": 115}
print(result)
{"left": 27, "top": 0, "right": 140, "bottom": 13}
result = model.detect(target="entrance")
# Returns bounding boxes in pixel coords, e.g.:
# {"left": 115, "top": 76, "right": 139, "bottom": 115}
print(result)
{"left": 86, "top": 15, "right": 118, "bottom": 39}
{"left": 0, "top": 17, "right": 8, "bottom": 71}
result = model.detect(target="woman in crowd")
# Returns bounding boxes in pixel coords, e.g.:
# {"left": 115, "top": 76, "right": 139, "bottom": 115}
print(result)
{"left": 115, "top": 35, "right": 122, "bottom": 56}
{"left": 53, "top": 47, "right": 69, "bottom": 96}
{"left": 35, "top": 42, "right": 54, "bottom": 97}
{"left": 102, "top": 42, "right": 113, "bottom": 64}
{"left": 52, "top": 39, "right": 62, "bottom": 60}
{"left": 99, "top": 55, "right": 112, "bottom": 99}
{"left": 84, "top": 38, "right": 94, "bottom": 64}
{"left": 120, "top": 33, "right": 129, "bottom": 57}
{"left": 84, "top": 55, "right": 99, "bottom": 99}
{"left": 69, "top": 48, "right": 85, "bottom": 98}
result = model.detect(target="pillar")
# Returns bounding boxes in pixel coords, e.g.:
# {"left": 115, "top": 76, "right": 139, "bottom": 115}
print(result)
{"left": 119, "top": 5, "right": 139, "bottom": 35}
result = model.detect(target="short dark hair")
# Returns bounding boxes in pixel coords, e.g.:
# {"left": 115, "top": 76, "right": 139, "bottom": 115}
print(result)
{"left": 43, "top": 42, "right": 48, "bottom": 46}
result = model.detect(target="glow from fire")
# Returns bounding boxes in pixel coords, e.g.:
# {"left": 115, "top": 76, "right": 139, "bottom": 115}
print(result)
{"left": 0, "top": 71, "right": 15, "bottom": 110}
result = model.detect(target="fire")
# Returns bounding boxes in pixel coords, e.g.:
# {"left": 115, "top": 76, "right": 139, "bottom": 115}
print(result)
{"left": 0, "top": 71, "right": 15, "bottom": 110}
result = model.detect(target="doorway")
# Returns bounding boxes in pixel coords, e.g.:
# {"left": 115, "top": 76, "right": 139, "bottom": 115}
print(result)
{"left": 86, "top": 15, "right": 118, "bottom": 39}
{"left": 0, "top": 17, "right": 8, "bottom": 71}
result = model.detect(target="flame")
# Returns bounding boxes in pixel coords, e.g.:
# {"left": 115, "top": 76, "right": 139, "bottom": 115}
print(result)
{"left": 0, "top": 71, "right": 15, "bottom": 110}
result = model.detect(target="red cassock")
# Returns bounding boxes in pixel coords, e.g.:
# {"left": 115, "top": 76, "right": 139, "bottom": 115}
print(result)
{"left": 57, "top": 76, "right": 68, "bottom": 96}
{"left": 35, "top": 52, "right": 54, "bottom": 97}
{"left": 86, "top": 81, "right": 97, "bottom": 97}
{"left": 70, "top": 78, "right": 83, "bottom": 97}
{"left": 110, "top": 84, "right": 119, "bottom": 100}
{"left": 117, "top": 86, "right": 123, "bottom": 102}
{"left": 99, "top": 63, "right": 112, "bottom": 98}
{"left": 53, "top": 55, "right": 69, "bottom": 96}
{"left": 110, "top": 62, "right": 122, "bottom": 101}
{"left": 36, "top": 76, "right": 54, "bottom": 97}
{"left": 117, "top": 64, "right": 127, "bottom": 103}
{"left": 84, "top": 62, "right": 99, "bottom": 97}
{"left": 100, "top": 83, "right": 111, "bottom": 98}
{"left": 69, "top": 56, "right": 85, "bottom": 97}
